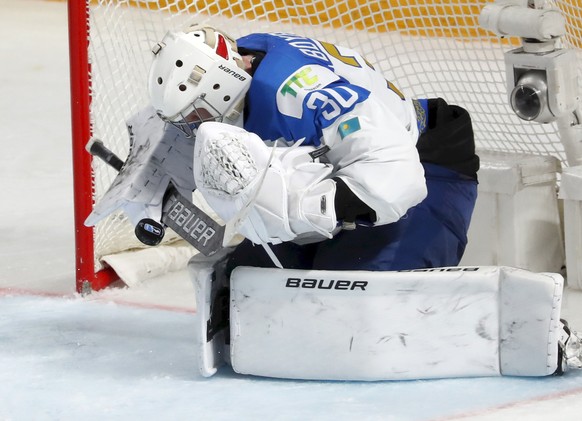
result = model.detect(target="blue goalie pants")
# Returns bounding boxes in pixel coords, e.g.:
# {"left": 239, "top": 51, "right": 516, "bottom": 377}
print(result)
{"left": 226, "top": 162, "right": 478, "bottom": 272}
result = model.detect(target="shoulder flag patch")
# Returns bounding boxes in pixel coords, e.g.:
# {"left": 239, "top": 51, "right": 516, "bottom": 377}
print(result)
{"left": 338, "top": 117, "right": 361, "bottom": 139}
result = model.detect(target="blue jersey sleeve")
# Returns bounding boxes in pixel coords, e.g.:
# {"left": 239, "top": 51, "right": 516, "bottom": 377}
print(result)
{"left": 238, "top": 34, "right": 370, "bottom": 146}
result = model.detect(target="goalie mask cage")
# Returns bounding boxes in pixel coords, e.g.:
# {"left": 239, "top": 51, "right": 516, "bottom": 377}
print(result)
{"left": 68, "top": 0, "right": 582, "bottom": 292}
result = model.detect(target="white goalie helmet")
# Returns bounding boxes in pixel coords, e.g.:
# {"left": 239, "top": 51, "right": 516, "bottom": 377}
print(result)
{"left": 148, "top": 24, "right": 252, "bottom": 137}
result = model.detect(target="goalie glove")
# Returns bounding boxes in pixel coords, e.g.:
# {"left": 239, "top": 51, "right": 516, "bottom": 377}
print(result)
{"left": 284, "top": 151, "right": 338, "bottom": 241}
{"left": 193, "top": 122, "right": 337, "bottom": 245}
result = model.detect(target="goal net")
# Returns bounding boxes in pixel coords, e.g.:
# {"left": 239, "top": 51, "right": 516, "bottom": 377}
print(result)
{"left": 68, "top": 0, "right": 582, "bottom": 292}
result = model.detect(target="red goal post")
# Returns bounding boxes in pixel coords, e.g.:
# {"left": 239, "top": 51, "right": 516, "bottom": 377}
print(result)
{"left": 69, "top": 1, "right": 114, "bottom": 293}
{"left": 68, "top": 0, "right": 582, "bottom": 293}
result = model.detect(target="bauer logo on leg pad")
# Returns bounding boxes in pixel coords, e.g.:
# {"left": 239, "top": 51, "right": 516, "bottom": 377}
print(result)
{"left": 285, "top": 277, "right": 368, "bottom": 291}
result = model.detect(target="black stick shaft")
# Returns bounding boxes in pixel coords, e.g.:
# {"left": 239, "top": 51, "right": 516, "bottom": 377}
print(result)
{"left": 86, "top": 138, "right": 124, "bottom": 172}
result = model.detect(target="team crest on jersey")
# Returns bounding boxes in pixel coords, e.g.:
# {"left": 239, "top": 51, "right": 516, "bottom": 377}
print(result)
{"left": 277, "top": 65, "right": 339, "bottom": 119}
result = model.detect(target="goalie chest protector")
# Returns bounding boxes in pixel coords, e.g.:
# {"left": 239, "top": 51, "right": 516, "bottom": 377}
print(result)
{"left": 228, "top": 266, "right": 563, "bottom": 381}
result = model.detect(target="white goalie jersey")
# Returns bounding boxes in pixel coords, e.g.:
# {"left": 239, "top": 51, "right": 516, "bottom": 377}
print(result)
{"left": 237, "top": 32, "right": 427, "bottom": 226}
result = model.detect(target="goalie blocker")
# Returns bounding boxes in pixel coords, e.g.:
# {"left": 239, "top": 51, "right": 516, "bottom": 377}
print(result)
{"left": 190, "top": 262, "right": 577, "bottom": 381}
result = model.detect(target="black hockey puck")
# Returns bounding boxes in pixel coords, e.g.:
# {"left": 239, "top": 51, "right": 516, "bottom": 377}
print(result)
{"left": 135, "top": 218, "right": 165, "bottom": 246}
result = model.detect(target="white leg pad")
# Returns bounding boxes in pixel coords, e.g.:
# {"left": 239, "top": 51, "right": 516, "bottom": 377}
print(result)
{"left": 229, "top": 266, "right": 563, "bottom": 380}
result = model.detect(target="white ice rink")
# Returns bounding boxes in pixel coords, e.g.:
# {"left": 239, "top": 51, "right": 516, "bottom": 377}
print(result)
{"left": 2, "top": 0, "right": 582, "bottom": 419}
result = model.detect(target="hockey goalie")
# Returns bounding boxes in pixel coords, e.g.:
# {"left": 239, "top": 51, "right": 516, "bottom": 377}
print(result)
{"left": 86, "top": 24, "right": 582, "bottom": 380}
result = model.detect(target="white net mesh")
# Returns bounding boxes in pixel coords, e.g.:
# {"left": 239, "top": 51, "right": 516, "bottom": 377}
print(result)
{"left": 81, "top": 0, "right": 582, "bottom": 270}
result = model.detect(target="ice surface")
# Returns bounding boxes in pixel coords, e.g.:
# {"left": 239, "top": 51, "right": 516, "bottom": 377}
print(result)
{"left": 2, "top": 0, "right": 582, "bottom": 419}
{"left": 3, "top": 294, "right": 582, "bottom": 421}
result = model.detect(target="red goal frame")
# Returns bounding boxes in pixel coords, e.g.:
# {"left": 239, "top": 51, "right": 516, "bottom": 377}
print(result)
{"left": 68, "top": 1, "right": 118, "bottom": 293}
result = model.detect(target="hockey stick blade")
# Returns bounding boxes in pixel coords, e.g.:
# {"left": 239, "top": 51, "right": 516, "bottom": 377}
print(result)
{"left": 162, "top": 186, "right": 225, "bottom": 256}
